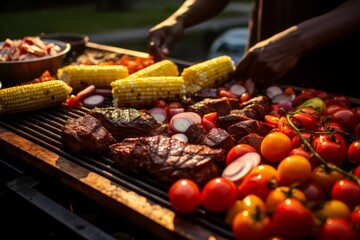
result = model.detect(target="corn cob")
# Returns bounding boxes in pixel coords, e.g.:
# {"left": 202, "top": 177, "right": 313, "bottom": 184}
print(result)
{"left": 111, "top": 76, "right": 185, "bottom": 108}
{"left": 57, "top": 65, "right": 129, "bottom": 91}
{"left": 0, "top": 80, "right": 72, "bottom": 114}
{"left": 181, "top": 55, "right": 236, "bottom": 95}
{"left": 126, "top": 59, "right": 179, "bottom": 79}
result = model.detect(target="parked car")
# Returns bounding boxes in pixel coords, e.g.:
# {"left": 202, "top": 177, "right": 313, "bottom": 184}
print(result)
{"left": 207, "top": 27, "right": 249, "bottom": 63}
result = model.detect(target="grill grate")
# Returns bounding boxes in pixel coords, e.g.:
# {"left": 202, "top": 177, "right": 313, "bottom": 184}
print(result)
{"left": 0, "top": 103, "right": 233, "bottom": 239}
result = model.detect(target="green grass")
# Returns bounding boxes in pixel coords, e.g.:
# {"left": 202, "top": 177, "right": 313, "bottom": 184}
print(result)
{"left": 0, "top": 3, "right": 181, "bottom": 40}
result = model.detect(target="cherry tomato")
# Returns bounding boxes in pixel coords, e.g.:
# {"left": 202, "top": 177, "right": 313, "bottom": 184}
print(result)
{"left": 350, "top": 205, "right": 360, "bottom": 230}
{"left": 154, "top": 99, "right": 167, "bottom": 108}
{"left": 201, "top": 177, "right": 237, "bottom": 212}
{"left": 249, "top": 164, "right": 278, "bottom": 180}
{"left": 66, "top": 95, "right": 80, "bottom": 108}
{"left": 292, "top": 91, "right": 316, "bottom": 108}
{"left": 324, "top": 104, "right": 342, "bottom": 116}
{"left": 271, "top": 198, "right": 314, "bottom": 240}
{"left": 289, "top": 147, "right": 312, "bottom": 160}
{"left": 237, "top": 173, "right": 272, "bottom": 202}
{"left": 290, "top": 112, "right": 318, "bottom": 131}
{"left": 201, "top": 117, "right": 216, "bottom": 132}
{"left": 239, "top": 91, "right": 251, "bottom": 103}
{"left": 354, "top": 166, "right": 360, "bottom": 178}
{"left": 168, "top": 179, "right": 201, "bottom": 214}
{"left": 318, "top": 121, "right": 345, "bottom": 132}
{"left": 226, "top": 144, "right": 256, "bottom": 165}
{"left": 311, "top": 133, "right": 348, "bottom": 167}
{"left": 310, "top": 164, "right": 345, "bottom": 196}
{"left": 324, "top": 95, "right": 351, "bottom": 108}
{"left": 291, "top": 132, "right": 314, "bottom": 149}
{"left": 316, "top": 218, "right": 359, "bottom": 240}
{"left": 266, "top": 186, "right": 306, "bottom": 211}
{"left": 242, "top": 194, "right": 267, "bottom": 214}
{"left": 261, "top": 131, "right": 292, "bottom": 163}
{"left": 317, "top": 200, "right": 351, "bottom": 219}
{"left": 264, "top": 115, "right": 280, "bottom": 128}
{"left": 330, "top": 107, "right": 358, "bottom": 133}
{"left": 299, "top": 181, "right": 325, "bottom": 202}
{"left": 277, "top": 155, "right": 312, "bottom": 186}
{"left": 225, "top": 200, "right": 245, "bottom": 224}
{"left": 331, "top": 179, "right": 360, "bottom": 210}
{"left": 232, "top": 210, "right": 272, "bottom": 240}
{"left": 348, "top": 140, "right": 360, "bottom": 164}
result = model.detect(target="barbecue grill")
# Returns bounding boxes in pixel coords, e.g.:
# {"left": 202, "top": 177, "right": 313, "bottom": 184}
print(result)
{"left": 0, "top": 43, "right": 233, "bottom": 240}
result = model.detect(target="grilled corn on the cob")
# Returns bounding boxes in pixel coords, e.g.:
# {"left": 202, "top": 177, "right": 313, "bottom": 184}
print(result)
{"left": 126, "top": 59, "right": 179, "bottom": 79}
{"left": 111, "top": 76, "right": 185, "bottom": 108}
{"left": 57, "top": 65, "right": 129, "bottom": 91}
{"left": 181, "top": 55, "right": 235, "bottom": 95}
{"left": 0, "top": 80, "right": 72, "bottom": 114}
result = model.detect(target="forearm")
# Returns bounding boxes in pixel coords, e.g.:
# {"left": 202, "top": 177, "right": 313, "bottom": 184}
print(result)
{"left": 299, "top": 0, "right": 360, "bottom": 52}
{"left": 165, "top": 0, "right": 231, "bottom": 29}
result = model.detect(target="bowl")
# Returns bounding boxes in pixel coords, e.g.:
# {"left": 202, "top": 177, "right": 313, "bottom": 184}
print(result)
{"left": 40, "top": 32, "right": 89, "bottom": 54}
{"left": 0, "top": 39, "right": 70, "bottom": 88}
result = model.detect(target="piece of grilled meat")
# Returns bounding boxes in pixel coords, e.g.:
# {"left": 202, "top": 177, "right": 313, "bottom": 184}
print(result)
{"left": 108, "top": 135, "right": 224, "bottom": 186}
{"left": 89, "top": 107, "right": 170, "bottom": 141}
{"left": 61, "top": 114, "right": 117, "bottom": 153}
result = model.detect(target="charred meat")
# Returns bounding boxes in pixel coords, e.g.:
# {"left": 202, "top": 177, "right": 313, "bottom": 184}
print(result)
{"left": 227, "top": 119, "right": 275, "bottom": 142}
{"left": 61, "top": 114, "right": 117, "bottom": 153}
{"left": 203, "top": 127, "right": 235, "bottom": 154}
{"left": 187, "top": 97, "right": 239, "bottom": 117}
{"left": 89, "top": 107, "right": 170, "bottom": 141}
{"left": 108, "top": 135, "right": 223, "bottom": 185}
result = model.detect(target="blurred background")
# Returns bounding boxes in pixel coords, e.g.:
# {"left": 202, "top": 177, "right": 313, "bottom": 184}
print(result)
{"left": 0, "top": 0, "right": 250, "bottom": 62}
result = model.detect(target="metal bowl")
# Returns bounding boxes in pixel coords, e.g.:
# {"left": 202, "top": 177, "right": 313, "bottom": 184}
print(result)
{"left": 40, "top": 32, "right": 89, "bottom": 54}
{"left": 0, "top": 39, "right": 70, "bottom": 88}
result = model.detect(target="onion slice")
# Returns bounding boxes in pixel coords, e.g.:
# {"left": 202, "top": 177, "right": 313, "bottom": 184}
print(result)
{"left": 148, "top": 107, "right": 167, "bottom": 122}
{"left": 171, "top": 133, "right": 188, "bottom": 142}
{"left": 94, "top": 88, "right": 112, "bottom": 97}
{"left": 266, "top": 86, "right": 283, "bottom": 99}
{"left": 229, "top": 83, "right": 246, "bottom": 97}
{"left": 222, "top": 152, "right": 261, "bottom": 182}
{"left": 82, "top": 94, "right": 105, "bottom": 108}
{"left": 170, "top": 112, "right": 202, "bottom": 133}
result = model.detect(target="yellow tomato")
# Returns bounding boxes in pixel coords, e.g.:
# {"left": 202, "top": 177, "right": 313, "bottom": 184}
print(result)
{"left": 261, "top": 131, "right": 292, "bottom": 163}
{"left": 266, "top": 186, "right": 306, "bottom": 211}
{"left": 277, "top": 155, "right": 312, "bottom": 186}
{"left": 317, "top": 200, "right": 351, "bottom": 219}
{"left": 250, "top": 164, "right": 278, "bottom": 180}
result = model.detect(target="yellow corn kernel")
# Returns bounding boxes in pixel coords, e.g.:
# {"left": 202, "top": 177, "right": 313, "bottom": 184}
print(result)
{"left": 57, "top": 65, "right": 129, "bottom": 91}
{"left": 111, "top": 76, "right": 185, "bottom": 108}
{"left": 181, "top": 55, "right": 235, "bottom": 95}
{"left": 126, "top": 59, "right": 179, "bottom": 79}
{"left": 0, "top": 80, "right": 72, "bottom": 114}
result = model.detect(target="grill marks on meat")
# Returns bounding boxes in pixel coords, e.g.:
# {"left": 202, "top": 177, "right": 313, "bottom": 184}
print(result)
{"left": 187, "top": 97, "right": 239, "bottom": 117}
{"left": 204, "top": 128, "right": 235, "bottom": 154}
{"left": 108, "top": 135, "right": 223, "bottom": 185}
{"left": 61, "top": 114, "right": 117, "bottom": 153}
{"left": 227, "top": 119, "right": 275, "bottom": 142}
{"left": 89, "top": 107, "right": 169, "bottom": 141}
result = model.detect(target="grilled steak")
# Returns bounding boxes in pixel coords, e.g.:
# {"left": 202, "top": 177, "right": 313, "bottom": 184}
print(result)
{"left": 227, "top": 119, "right": 275, "bottom": 142}
{"left": 187, "top": 97, "right": 239, "bottom": 117}
{"left": 61, "top": 114, "right": 117, "bottom": 153}
{"left": 108, "top": 135, "right": 223, "bottom": 185}
{"left": 237, "top": 133, "right": 264, "bottom": 158}
{"left": 184, "top": 123, "right": 207, "bottom": 144}
{"left": 89, "top": 107, "right": 170, "bottom": 141}
{"left": 204, "top": 127, "right": 235, "bottom": 154}
{"left": 239, "top": 95, "right": 271, "bottom": 113}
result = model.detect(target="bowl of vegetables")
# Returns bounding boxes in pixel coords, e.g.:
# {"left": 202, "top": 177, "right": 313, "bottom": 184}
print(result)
{"left": 0, "top": 36, "right": 70, "bottom": 88}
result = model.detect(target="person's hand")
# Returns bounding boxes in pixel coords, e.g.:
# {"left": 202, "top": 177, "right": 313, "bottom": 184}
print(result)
{"left": 147, "top": 19, "right": 185, "bottom": 61}
{"left": 234, "top": 26, "right": 305, "bottom": 88}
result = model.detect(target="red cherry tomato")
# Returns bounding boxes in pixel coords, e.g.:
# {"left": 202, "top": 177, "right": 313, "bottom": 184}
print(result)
{"left": 289, "top": 147, "right": 311, "bottom": 160}
{"left": 311, "top": 133, "right": 348, "bottom": 167}
{"left": 226, "top": 144, "right": 256, "bottom": 165}
{"left": 354, "top": 166, "right": 360, "bottom": 178}
{"left": 201, "top": 117, "right": 216, "bottom": 132}
{"left": 232, "top": 210, "right": 272, "bottom": 240}
{"left": 350, "top": 206, "right": 360, "bottom": 230}
{"left": 239, "top": 91, "right": 251, "bottom": 103}
{"left": 203, "top": 112, "right": 217, "bottom": 122}
{"left": 317, "top": 217, "right": 359, "bottom": 240}
{"left": 168, "top": 101, "right": 183, "bottom": 109}
{"left": 293, "top": 91, "right": 316, "bottom": 108}
{"left": 271, "top": 198, "right": 314, "bottom": 240}
{"left": 154, "top": 99, "right": 167, "bottom": 108}
{"left": 291, "top": 132, "right": 314, "bottom": 149}
{"left": 168, "top": 179, "right": 201, "bottom": 214}
{"left": 324, "top": 104, "right": 342, "bottom": 116}
{"left": 310, "top": 163, "right": 345, "bottom": 196}
{"left": 201, "top": 177, "right": 237, "bottom": 212}
{"left": 264, "top": 115, "right": 280, "bottom": 128}
{"left": 237, "top": 173, "right": 272, "bottom": 202}
{"left": 299, "top": 181, "right": 325, "bottom": 202}
{"left": 324, "top": 95, "right": 351, "bottom": 108}
{"left": 330, "top": 107, "right": 358, "bottom": 133}
{"left": 66, "top": 95, "right": 80, "bottom": 108}
{"left": 348, "top": 140, "right": 360, "bottom": 164}
{"left": 290, "top": 112, "right": 318, "bottom": 131}
{"left": 331, "top": 179, "right": 360, "bottom": 210}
